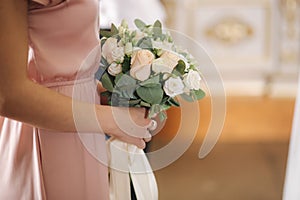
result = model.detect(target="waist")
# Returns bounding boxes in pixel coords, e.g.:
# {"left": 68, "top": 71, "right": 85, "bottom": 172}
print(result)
{"left": 41, "top": 76, "right": 96, "bottom": 88}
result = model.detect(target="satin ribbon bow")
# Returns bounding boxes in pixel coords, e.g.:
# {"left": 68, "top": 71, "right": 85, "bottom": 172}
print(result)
{"left": 107, "top": 138, "right": 158, "bottom": 200}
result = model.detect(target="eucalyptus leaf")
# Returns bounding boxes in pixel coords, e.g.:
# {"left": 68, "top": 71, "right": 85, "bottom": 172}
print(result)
{"left": 115, "top": 74, "right": 136, "bottom": 88}
{"left": 180, "top": 93, "right": 195, "bottom": 102}
{"left": 140, "top": 101, "right": 151, "bottom": 108}
{"left": 149, "top": 104, "right": 161, "bottom": 118}
{"left": 160, "top": 103, "right": 171, "bottom": 111}
{"left": 153, "top": 20, "right": 162, "bottom": 38}
{"left": 129, "top": 99, "right": 141, "bottom": 106}
{"left": 111, "top": 24, "right": 119, "bottom": 35}
{"left": 100, "top": 56, "right": 109, "bottom": 68}
{"left": 139, "top": 75, "right": 160, "bottom": 87}
{"left": 136, "top": 85, "right": 163, "bottom": 105}
{"left": 101, "top": 72, "right": 114, "bottom": 92}
{"left": 174, "top": 60, "right": 186, "bottom": 75}
{"left": 193, "top": 89, "right": 206, "bottom": 100}
{"left": 137, "top": 37, "right": 152, "bottom": 49}
{"left": 134, "top": 19, "right": 146, "bottom": 31}
{"left": 114, "top": 73, "right": 124, "bottom": 84}
{"left": 100, "top": 30, "right": 113, "bottom": 38}
{"left": 159, "top": 111, "right": 167, "bottom": 121}
{"left": 114, "top": 74, "right": 137, "bottom": 99}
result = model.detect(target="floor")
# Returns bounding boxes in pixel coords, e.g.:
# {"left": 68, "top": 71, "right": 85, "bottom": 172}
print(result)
{"left": 148, "top": 97, "right": 294, "bottom": 200}
{"left": 151, "top": 142, "right": 289, "bottom": 200}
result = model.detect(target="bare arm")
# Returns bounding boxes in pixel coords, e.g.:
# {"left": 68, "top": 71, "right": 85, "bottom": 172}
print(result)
{"left": 0, "top": 0, "right": 150, "bottom": 148}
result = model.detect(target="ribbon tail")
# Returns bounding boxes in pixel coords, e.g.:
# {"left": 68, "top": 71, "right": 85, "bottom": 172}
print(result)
{"left": 107, "top": 138, "right": 131, "bottom": 200}
{"left": 107, "top": 139, "right": 158, "bottom": 200}
{"left": 128, "top": 145, "right": 158, "bottom": 200}
{"left": 109, "top": 168, "right": 131, "bottom": 200}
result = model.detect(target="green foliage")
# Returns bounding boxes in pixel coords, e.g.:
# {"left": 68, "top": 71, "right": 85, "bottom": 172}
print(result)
{"left": 101, "top": 72, "right": 114, "bottom": 92}
{"left": 139, "top": 75, "right": 160, "bottom": 87}
{"left": 122, "top": 55, "right": 131, "bottom": 73}
{"left": 98, "top": 19, "right": 206, "bottom": 120}
{"left": 136, "top": 85, "right": 164, "bottom": 105}
{"left": 174, "top": 60, "right": 186, "bottom": 75}
{"left": 134, "top": 19, "right": 147, "bottom": 31}
{"left": 137, "top": 37, "right": 152, "bottom": 49}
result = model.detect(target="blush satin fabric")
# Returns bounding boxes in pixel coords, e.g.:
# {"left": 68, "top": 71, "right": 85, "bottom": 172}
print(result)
{"left": 0, "top": 0, "right": 109, "bottom": 199}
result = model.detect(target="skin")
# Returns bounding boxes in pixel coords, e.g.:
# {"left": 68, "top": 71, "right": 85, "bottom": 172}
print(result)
{"left": 0, "top": 0, "right": 151, "bottom": 149}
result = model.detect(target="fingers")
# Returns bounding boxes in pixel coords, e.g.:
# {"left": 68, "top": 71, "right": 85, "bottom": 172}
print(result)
{"left": 120, "top": 134, "right": 146, "bottom": 149}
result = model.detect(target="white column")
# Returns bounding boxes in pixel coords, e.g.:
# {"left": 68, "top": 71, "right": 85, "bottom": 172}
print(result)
{"left": 283, "top": 71, "right": 300, "bottom": 200}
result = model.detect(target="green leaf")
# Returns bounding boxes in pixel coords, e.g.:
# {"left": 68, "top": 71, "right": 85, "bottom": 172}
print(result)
{"left": 140, "top": 101, "right": 151, "bottom": 108}
{"left": 111, "top": 24, "right": 119, "bottom": 35}
{"left": 122, "top": 55, "right": 131, "bottom": 73}
{"left": 149, "top": 104, "right": 161, "bottom": 118}
{"left": 100, "top": 38, "right": 107, "bottom": 47}
{"left": 128, "top": 99, "right": 141, "bottom": 106}
{"left": 115, "top": 74, "right": 136, "bottom": 87}
{"left": 153, "top": 20, "right": 163, "bottom": 38}
{"left": 114, "top": 73, "right": 124, "bottom": 84}
{"left": 180, "top": 93, "right": 195, "bottom": 102}
{"left": 154, "top": 20, "right": 162, "bottom": 29}
{"left": 137, "top": 37, "right": 152, "bottom": 49}
{"left": 100, "top": 23, "right": 119, "bottom": 38}
{"left": 139, "top": 75, "right": 160, "bottom": 87}
{"left": 174, "top": 60, "right": 186, "bottom": 75}
{"left": 160, "top": 103, "right": 171, "bottom": 111}
{"left": 159, "top": 111, "right": 168, "bottom": 121}
{"left": 101, "top": 72, "right": 114, "bottom": 92}
{"left": 193, "top": 89, "right": 206, "bottom": 100}
{"left": 114, "top": 74, "right": 137, "bottom": 99}
{"left": 134, "top": 19, "right": 147, "bottom": 31}
{"left": 136, "top": 85, "right": 163, "bottom": 105}
{"left": 100, "top": 56, "right": 109, "bottom": 68}
{"left": 100, "top": 30, "right": 112, "bottom": 38}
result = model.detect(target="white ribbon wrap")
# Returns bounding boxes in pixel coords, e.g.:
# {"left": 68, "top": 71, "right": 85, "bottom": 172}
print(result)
{"left": 107, "top": 138, "right": 158, "bottom": 200}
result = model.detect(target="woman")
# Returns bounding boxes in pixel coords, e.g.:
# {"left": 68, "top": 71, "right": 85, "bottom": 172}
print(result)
{"left": 0, "top": 0, "right": 151, "bottom": 199}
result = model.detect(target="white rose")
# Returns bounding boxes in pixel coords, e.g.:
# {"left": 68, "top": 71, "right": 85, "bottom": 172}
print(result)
{"left": 102, "top": 38, "right": 118, "bottom": 64}
{"left": 130, "top": 49, "right": 155, "bottom": 81}
{"left": 163, "top": 77, "right": 185, "bottom": 97}
{"left": 112, "top": 47, "right": 125, "bottom": 63}
{"left": 183, "top": 70, "right": 202, "bottom": 90}
{"left": 108, "top": 63, "right": 122, "bottom": 76}
{"left": 152, "top": 51, "right": 181, "bottom": 74}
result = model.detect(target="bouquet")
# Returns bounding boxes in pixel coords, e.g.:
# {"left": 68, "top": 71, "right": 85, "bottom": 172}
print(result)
{"left": 98, "top": 19, "right": 205, "bottom": 121}
{"left": 98, "top": 19, "right": 206, "bottom": 200}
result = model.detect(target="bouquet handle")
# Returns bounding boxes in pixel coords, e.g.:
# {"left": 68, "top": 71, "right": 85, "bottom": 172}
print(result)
{"left": 107, "top": 138, "right": 158, "bottom": 200}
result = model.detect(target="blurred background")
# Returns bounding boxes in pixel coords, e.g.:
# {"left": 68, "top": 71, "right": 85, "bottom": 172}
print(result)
{"left": 100, "top": 0, "right": 300, "bottom": 199}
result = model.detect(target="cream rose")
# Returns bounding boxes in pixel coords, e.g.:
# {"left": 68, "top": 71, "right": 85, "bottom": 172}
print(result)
{"left": 163, "top": 77, "right": 185, "bottom": 97}
{"left": 102, "top": 38, "right": 118, "bottom": 64}
{"left": 130, "top": 49, "right": 155, "bottom": 81}
{"left": 108, "top": 63, "right": 122, "bottom": 76}
{"left": 152, "top": 51, "right": 181, "bottom": 74}
{"left": 183, "top": 70, "right": 202, "bottom": 90}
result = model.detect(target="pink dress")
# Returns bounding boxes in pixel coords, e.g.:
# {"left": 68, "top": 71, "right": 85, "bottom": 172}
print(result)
{"left": 0, "top": 0, "right": 109, "bottom": 199}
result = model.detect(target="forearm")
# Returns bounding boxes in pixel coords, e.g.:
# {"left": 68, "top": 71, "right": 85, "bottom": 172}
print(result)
{"left": 0, "top": 79, "right": 106, "bottom": 133}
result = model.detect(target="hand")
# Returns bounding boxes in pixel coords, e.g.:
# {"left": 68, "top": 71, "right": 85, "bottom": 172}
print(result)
{"left": 97, "top": 106, "right": 152, "bottom": 149}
